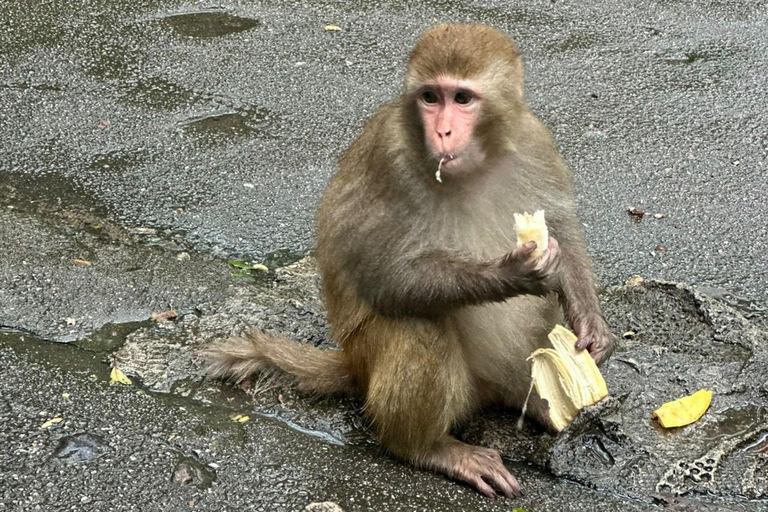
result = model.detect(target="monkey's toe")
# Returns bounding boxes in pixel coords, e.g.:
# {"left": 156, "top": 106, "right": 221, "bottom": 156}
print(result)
{"left": 455, "top": 446, "right": 520, "bottom": 498}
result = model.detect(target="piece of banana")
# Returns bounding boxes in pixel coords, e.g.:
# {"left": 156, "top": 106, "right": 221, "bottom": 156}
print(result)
{"left": 514, "top": 210, "right": 548, "bottom": 258}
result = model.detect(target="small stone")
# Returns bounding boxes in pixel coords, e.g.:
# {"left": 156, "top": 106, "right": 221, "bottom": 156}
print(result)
{"left": 172, "top": 457, "right": 215, "bottom": 489}
{"left": 304, "top": 502, "right": 345, "bottom": 512}
{"left": 51, "top": 433, "right": 108, "bottom": 464}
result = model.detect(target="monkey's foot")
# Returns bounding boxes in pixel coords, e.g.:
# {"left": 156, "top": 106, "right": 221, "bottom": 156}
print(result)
{"left": 426, "top": 439, "right": 521, "bottom": 498}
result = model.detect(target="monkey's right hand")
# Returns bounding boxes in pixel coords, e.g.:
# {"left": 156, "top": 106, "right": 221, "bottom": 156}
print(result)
{"left": 494, "top": 237, "right": 562, "bottom": 297}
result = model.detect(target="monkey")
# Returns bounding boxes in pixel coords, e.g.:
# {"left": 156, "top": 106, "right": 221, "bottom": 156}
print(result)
{"left": 205, "top": 24, "right": 616, "bottom": 498}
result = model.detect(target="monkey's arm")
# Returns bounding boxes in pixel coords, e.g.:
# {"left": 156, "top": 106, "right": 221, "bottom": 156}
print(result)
{"left": 549, "top": 214, "right": 616, "bottom": 365}
{"left": 357, "top": 242, "right": 558, "bottom": 319}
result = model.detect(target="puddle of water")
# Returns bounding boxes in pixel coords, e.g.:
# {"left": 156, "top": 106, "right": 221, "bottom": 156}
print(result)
{"left": 258, "top": 411, "right": 345, "bottom": 446}
{"left": 737, "top": 431, "right": 768, "bottom": 454}
{"left": 73, "top": 320, "right": 149, "bottom": 353}
{"left": 582, "top": 435, "right": 616, "bottom": 466}
{"left": 161, "top": 10, "right": 261, "bottom": 38}
{"left": 0, "top": 331, "right": 108, "bottom": 377}
{"left": 177, "top": 109, "right": 278, "bottom": 141}
{"left": 697, "top": 286, "right": 766, "bottom": 319}
{"left": 704, "top": 406, "right": 766, "bottom": 443}
{"left": 51, "top": 433, "right": 109, "bottom": 465}
{"left": 178, "top": 111, "right": 253, "bottom": 136}
{"left": 1, "top": 162, "right": 111, "bottom": 221}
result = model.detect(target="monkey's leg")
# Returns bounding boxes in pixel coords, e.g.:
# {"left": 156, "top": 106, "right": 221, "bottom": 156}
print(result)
{"left": 361, "top": 318, "right": 521, "bottom": 498}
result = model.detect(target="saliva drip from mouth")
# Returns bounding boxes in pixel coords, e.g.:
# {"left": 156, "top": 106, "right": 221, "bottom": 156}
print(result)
{"left": 435, "top": 154, "right": 454, "bottom": 183}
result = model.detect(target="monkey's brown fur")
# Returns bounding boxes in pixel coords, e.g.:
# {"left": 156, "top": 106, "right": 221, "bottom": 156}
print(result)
{"left": 206, "top": 24, "right": 615, "bottom": 497}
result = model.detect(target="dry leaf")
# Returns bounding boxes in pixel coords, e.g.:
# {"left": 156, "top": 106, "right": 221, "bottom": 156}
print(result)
{"left": 323, "top": 25, "right": 342, "bottom": 31}
{"left": 150, "top": 309, "right": 178, "bottom": 322}
{"left": 232, "top": 414, "right": 250, "bottom": 423}
{"left": 627, "top": 206, "right": 645, "bottom": 219}
{"left": 41, "top": 416, "right": 63, "bottom": 428}
{"left": 73, "top": 258, "right": 92, "bottom": 266}
{"left": 110, "top": 367, "right": 132, "bottom": 386}
{"left": 625, "top": 275, "right": 644, "bottom": 286}
{"left": 129, "top": 227, "right": 156, "bottom": 235}
{"left": 653, "top": 389, "right": 712, "bottom": 428}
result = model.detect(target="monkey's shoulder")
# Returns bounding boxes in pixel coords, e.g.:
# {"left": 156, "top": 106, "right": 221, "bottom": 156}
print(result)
{"left": 340, "top": 99, "right": 403, "bottom": 169}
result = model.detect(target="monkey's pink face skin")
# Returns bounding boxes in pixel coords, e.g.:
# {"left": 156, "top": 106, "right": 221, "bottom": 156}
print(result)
{"left": 417, "top": 77, "right": 483, "bottom": 170}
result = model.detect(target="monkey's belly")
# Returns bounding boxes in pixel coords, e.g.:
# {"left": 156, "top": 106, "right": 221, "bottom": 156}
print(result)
{"left": 453, "top": 293, "right": 563, "bottom": 400}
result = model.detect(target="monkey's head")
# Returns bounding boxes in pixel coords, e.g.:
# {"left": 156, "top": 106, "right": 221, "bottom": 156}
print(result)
{"left": 404, "top": 24, "right": 525, "bottom": 180}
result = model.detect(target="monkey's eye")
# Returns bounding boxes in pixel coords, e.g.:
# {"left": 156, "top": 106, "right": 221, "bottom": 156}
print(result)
{"left": 421, "top": 90, "right": 438, "bottom": 104}
{"left": 454, "top": 91, "right": 473, "bottom": 105}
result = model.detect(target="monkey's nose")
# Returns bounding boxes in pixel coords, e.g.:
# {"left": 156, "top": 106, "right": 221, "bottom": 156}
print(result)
{"left": 437, "top": 129, "right": 452, "bottom": 138}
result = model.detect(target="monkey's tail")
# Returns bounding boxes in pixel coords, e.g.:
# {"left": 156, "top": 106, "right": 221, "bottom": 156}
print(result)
{"left": 203, "top": 330, "right": 354, "bottom": 395}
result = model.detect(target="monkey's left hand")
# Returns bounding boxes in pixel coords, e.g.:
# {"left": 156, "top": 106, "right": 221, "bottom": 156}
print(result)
{"left": 572, "top": 317, "right": 616, "bottom": 366}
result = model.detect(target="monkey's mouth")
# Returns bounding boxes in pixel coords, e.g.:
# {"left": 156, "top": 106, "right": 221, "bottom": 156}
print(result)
{"left": 435, "top": 153, "right": 457, "bottom": 183}
{"left": 438, "top": 153, "right": 457, "bottom": 166}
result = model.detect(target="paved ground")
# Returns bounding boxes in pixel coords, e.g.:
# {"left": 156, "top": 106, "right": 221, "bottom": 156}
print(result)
{"left": 1, "top": 0, "right": 767, "bottom": 511}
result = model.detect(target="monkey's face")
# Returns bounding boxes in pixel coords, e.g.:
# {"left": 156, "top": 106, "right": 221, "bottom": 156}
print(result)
{"left": 416, "top": 76, "right": 487, "bottom": 176}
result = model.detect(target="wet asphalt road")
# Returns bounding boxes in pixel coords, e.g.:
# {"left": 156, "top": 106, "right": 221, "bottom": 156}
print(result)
{"left": 2, "top": 0, "right": 767, "bottom": 302}
{"left": 1, "top": 0, "right": 767, "bottom": 511}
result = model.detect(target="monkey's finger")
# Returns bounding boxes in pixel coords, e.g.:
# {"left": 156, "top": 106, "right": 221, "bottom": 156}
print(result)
{"left": 492, "top": 468, "right": 521, "bottom": 498}
{"left": 518, "top": 240, "right": 538, "bottom": 257}
{"left": 574, "top": 336, "right": 590, "bottom": 351}
{"left": 468, "top": 474, "right": 498, "bottom": 498}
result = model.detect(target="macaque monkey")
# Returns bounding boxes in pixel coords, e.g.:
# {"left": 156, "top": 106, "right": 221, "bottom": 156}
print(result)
{"left": 206, "top": 24, "right": 615, "bottom": 498}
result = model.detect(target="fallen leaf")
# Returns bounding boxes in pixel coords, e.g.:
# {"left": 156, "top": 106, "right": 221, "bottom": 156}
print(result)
{"left": 324, "top": 25, "right": 342, "bottom": 31}
{"left": 627, "top": 206, "right": 645, "bottom": 219}
{"left": 231, "top": 414, "right": 250, "bottom": 423}
{"left": 150, "top": 309, "right": 178, "bottom": 322}
{"left": 41, "top": 416, "right": 63, "bottom": 429}
{"left": 228, "top": 260, "right": 268, "bottom": 272}
{"left": 625, "top": 275, "right": 644, "bottom": 286}
{"left": 62, "top": 393, "right": 71, "bottom": 399}
{"left": 73, "top": 258, "right": 92, "bottom": 266}
{"left": 129, "top": 227, "right": 156, "bottom": 235}
{"left": 110, "top": 367, "right": 132, "bottom": 386}
{"left": 653, "top": 389, "right": 712, "bottom": 428}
